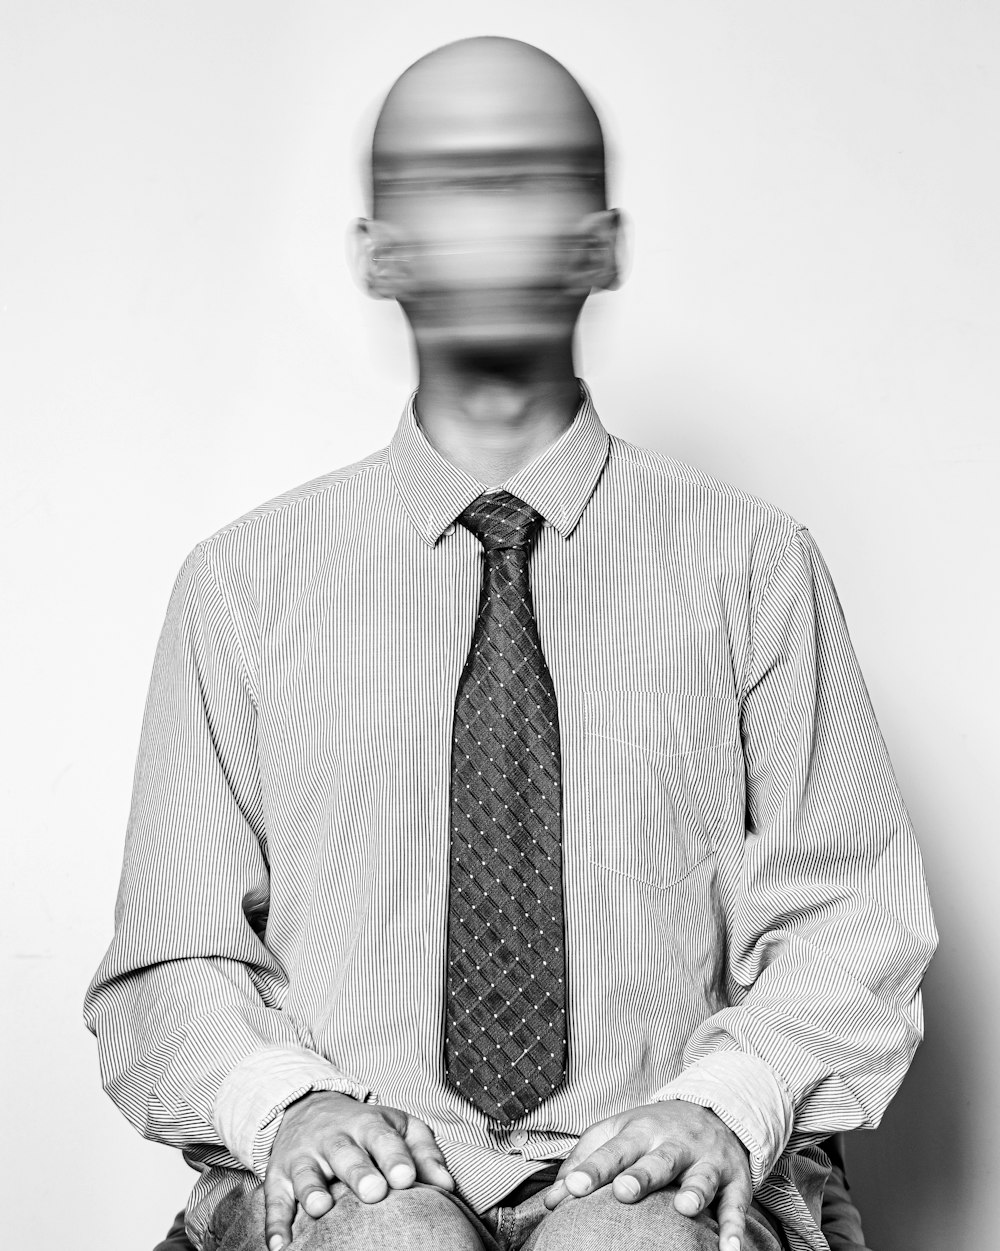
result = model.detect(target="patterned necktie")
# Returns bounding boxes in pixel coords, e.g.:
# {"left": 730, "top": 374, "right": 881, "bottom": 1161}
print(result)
{"left": 444, "top": 491, "right": 567, "bottom": 1124}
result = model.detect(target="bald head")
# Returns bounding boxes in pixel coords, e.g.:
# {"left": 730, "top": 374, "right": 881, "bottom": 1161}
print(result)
{"left": 354, "top": 37, "right": 620, "bottom": 350}
{"left": 370, "top": 37, "right": 607, "bottom": 217}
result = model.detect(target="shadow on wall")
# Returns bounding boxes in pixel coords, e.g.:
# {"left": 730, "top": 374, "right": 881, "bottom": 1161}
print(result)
{"left": 847, "top": 967, "right": 964, "bottom": 1251}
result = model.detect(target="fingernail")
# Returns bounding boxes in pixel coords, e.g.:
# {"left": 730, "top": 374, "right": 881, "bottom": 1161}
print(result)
{"left": 388, "top": 1164, "right": 415, "bottom": 1187}
{"left": 567, "top": 1171, "right": 592, "bottom": 1194}
{"left": 618, "top": 1176, "right": 640, "bottom": 1199}
{"left": 268, "top": 1238, "right": 283, "bottom": 1251}
{"left": 728, "top": 1239, "right": 741, "bottom": 1251}
{"left": 358, "top": 1176, "right": 381, "bottom": 1202}
{"left": 434, "top": 1164, "right": 456, "bottom": 1189}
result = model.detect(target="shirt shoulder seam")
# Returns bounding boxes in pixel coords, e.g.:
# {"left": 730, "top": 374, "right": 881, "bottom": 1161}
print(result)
{"left": 199, "top": 451, "right": 389, "bottom": 552}
{"left": 191, "top": 542, "right": 260, "bottom": 708}
{"left": 740, "top": 525, "right": 809, "bottom": 700}
{"left": 606, "top": 436, "right": 801, "bottom": 529}
{"left": 189, "top": 453, "right": 389, "bottom": 699}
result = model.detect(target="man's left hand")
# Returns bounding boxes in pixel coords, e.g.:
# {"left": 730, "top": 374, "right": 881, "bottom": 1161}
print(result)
{"left": 543, "top": 1100, "right": 752, "bottom": 1251}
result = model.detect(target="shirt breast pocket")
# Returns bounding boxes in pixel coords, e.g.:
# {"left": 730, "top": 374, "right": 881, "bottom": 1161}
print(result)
{"left": 582, "top": 689, "right": 736, "bottom": 891}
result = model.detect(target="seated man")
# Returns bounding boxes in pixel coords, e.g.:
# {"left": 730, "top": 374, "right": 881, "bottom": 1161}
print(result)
{"left": 86, "top": 36, "right": 936, "bottom": 1251}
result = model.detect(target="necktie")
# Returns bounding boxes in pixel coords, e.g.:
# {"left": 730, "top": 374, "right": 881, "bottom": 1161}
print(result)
{"left": 444, "top": 490, "right": 567, "bottom": 1123}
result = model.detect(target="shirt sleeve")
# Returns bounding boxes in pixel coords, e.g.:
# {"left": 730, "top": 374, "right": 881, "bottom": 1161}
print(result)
{"left": 83, "top": 545, "right": 368, "bottom": 1178}
{"left": 651, "top": 526, "right": 937, "bottom": 1187}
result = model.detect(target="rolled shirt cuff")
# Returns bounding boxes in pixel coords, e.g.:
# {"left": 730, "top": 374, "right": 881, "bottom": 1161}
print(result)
{"left": 212, "top": 1044, "right": 370, "bottom": 1176}
{"left": 650, "top": 1051, "right": 794, "bottom": 1187}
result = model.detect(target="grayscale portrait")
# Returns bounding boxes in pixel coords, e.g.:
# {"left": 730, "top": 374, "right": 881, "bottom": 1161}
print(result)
{"left": 4, "top": 6, "right": 995, "bottom": 1251}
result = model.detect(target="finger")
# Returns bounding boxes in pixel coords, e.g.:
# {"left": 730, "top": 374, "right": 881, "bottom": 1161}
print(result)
{"left": 563, "top": 1128, "right": 650, "bottom": 1198}
{"left": 356, "top": 1118, "right": 419, "bottom": 1190}
{"left": 544, "top": 1123, "right": 615, "bottom": 1210}
{"left": 287, "top": 1156, "right": 336, "bottom": 1217}
{"left": 263, "top": 1169, "right": 298, "bottom": 1251}
{"left": 543, "top": 1177, "right": 573, "bottom": 1211}
{"left": 670, "top": 1163, "right": 722, "bottom": 1215}
{"left": 553, "top": 1119, "right": 616, "bottom": 1182}
{"left": 403, "top": 1117, "right": 456, "bottom": 1190}
{"left": 613, "top": 1146, "right": 688, "bottom": 1203}
{"left": 715, "top": 1176, "right": 752, "bottom": 1251}
{"left": 320, "top": 1139, "right": 388, "bottom": 1204}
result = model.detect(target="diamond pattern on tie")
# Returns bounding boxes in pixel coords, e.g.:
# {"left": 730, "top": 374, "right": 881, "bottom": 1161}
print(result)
{"left": 445, "top": 491, "right": 567, "bottom": 1124}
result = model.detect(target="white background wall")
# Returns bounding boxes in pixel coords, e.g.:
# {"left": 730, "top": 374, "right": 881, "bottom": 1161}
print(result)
{"left": 2, "top": 3, "right": 996, "bottom": 1247}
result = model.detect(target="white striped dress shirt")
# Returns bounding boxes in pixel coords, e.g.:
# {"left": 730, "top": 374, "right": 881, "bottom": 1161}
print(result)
{"left": 85, "top": 386, "right": 936, "bottom": 1251}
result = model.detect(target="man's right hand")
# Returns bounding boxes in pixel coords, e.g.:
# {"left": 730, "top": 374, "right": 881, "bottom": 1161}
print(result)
{"left": 263, "top": 1091, "right": 455, "bottom": 1251}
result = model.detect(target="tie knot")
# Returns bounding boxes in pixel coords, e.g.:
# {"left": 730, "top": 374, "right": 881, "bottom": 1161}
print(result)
{"left": 458, "top": 491, "right": 542, "bottom": 553}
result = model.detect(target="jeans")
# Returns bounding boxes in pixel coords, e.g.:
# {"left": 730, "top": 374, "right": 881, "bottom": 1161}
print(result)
{"left": 205, "top": 1166, "right": 786, "bottom": 1251}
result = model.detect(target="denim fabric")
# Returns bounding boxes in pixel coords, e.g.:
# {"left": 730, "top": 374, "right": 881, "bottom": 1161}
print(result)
{"left": 204, "top": 1174, "right": 786, "bottom": 1251}
{"left": 159, "top": 1138, "right": 870, "bottom": 1251}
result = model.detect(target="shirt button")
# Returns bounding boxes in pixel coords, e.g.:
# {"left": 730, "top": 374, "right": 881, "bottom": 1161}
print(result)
{"left": 510, "top": 1130, "right": 528, "bottom": 1149}
{"left": 443, "top": 524, "right": 456, "bottom": 537}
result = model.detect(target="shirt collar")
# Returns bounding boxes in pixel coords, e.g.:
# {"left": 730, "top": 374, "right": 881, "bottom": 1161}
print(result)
{"left": 387, "top": 381, "right": 610, "bottom": 546}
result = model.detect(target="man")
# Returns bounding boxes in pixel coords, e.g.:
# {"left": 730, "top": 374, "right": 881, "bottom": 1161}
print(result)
{"left": 86, "top": 36, "right": 936, "bottom": 1251}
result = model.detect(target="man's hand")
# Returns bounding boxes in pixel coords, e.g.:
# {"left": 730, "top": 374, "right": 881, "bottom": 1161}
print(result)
{"left": 263, "top": 1091, "right": 455, "bottom": 1251}
{"left": 542, "top": 1100, "right": 752, "bottom": 1251}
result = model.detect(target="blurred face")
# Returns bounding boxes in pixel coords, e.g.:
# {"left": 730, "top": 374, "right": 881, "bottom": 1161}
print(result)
{"left": 364, "top": 39, "right": 617, "bottom": 352}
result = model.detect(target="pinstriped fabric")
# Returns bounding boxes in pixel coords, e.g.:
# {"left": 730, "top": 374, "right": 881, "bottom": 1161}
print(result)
{"left": 85, "top": 386, "right": 936, "bottom": 1251}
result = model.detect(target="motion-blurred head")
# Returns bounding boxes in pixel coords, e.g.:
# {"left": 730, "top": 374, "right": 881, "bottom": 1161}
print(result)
{"left": 353, "top": 37, "right": 621, "bottom": 358}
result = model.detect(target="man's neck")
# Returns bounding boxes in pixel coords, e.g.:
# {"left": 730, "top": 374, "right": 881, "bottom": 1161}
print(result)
{"left": 412, "top": 340, "right": 581, "bottom": 486}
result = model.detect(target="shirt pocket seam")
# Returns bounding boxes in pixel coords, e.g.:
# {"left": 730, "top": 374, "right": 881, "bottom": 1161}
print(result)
{"left": 585, "top": 730, "right": 730, "bottom": 762}
{"left": 588, "top": 844, "right": 717, "bottom": 891}
{"left": 582, "top": 689, "right": 734, "bottom": 891}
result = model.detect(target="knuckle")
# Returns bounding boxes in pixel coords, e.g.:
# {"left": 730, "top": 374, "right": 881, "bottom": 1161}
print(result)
{"left": 383, "top": 1107, "right": 409, "bottom": 1131}
{"left": 369, "top": 1122, "right": 406, "bottom": 1150}
{"left": 698, "top": 1165, "right": 721, "bottom": 1188}
{"left": 728, "top": 1167, "right": 751, "bottom": 1190}
{"left": 693, "top": 1138, "right": 723, "bottom": 1164}
{"left": 409, "top": 1129, "right": 440, "bottom": 1156}
{"left": 289, "top": 1166, "right": 325, "bottom": 1195}
{"left": 264, "top": 1204, "right": 293, "bottom": 1236}
{"left": 263, "top": 1190, "right": 293, "bottom": 1219}
{"left": 650, "top": 1150, "right": 681, "bottom": 1179}
{"left": 718, "top": 1186, "right": 749, "bottom": 1215}
{"left": 612, "top": 1127, "right": 646, "bottom": 1152}
{"left": 344, "top": 1159, "right": 376, "bottom": 1188}
{"left": 644, "top": 1151, "right": 675, "bottom": 1180}
{"left": 625, "top": 1115, "right": 660, "bottom": 1142}
{"left": 288, "top": 1156, "right": 319, "bottom": 1180}
{"left": 325, "top": 1132, "right": 355, "bottom": 1157}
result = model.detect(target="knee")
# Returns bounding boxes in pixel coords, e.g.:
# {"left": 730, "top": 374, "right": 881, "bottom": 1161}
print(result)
{"left": 533, "top": 1186, "right": 717, "bottom": 1251}
{"left": 292, "top": 1182, "right": 486, "bottom": 1251}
